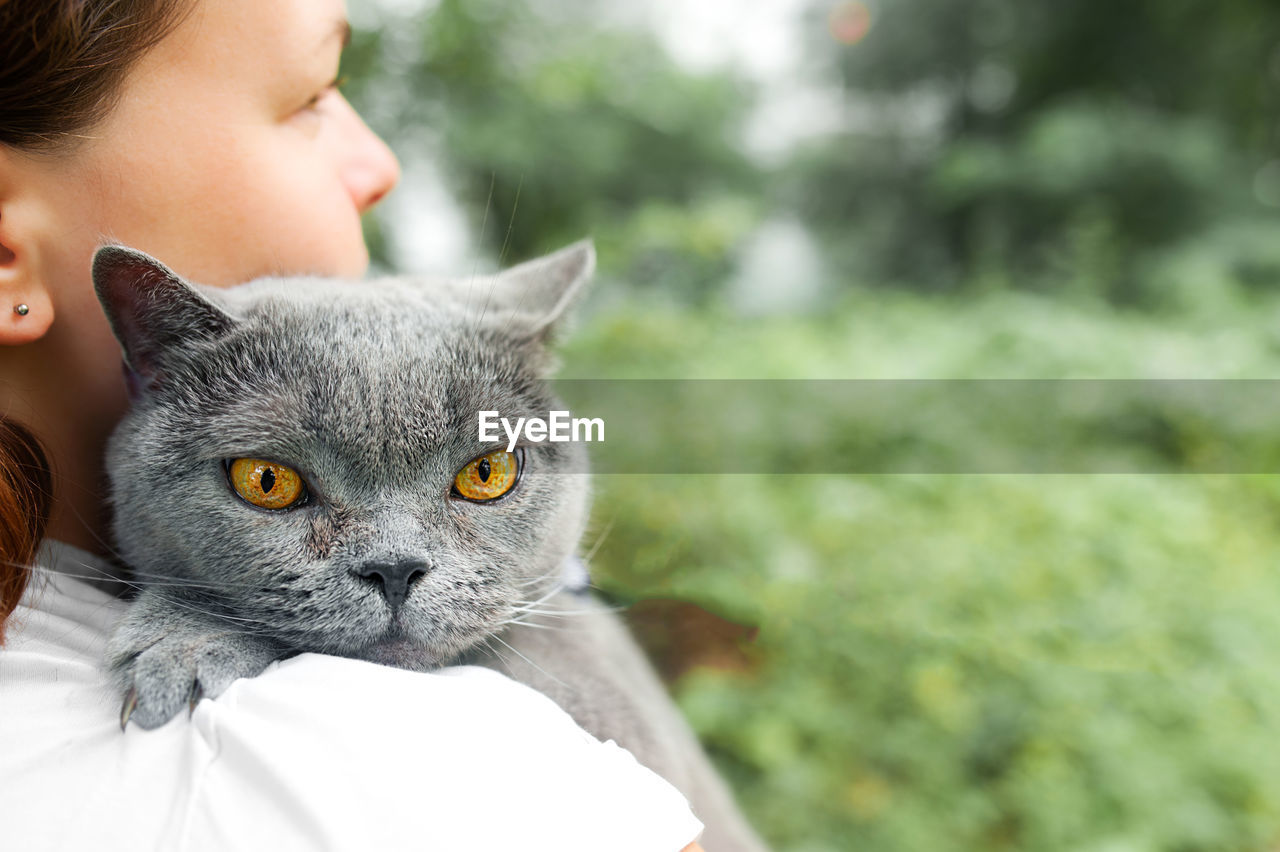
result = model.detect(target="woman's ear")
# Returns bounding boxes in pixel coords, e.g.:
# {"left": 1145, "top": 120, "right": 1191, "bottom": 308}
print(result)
{"left": 0, "top": 157, "right": 55, "bottom": 345}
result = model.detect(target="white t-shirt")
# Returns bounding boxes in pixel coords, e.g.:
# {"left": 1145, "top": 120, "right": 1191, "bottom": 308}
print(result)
{"left": 0, "top": 542, "right": 703, "bottom": 852}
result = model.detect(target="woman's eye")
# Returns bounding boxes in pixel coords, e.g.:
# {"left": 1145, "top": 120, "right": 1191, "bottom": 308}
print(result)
{"left": 453, "top": 450, "right": 520, "bottom": 503}
{"left": 228, "top": 458, "right": 307, "bottom": 510}
{"left": 299, "top": 75, "right": 346, "bottom": 113}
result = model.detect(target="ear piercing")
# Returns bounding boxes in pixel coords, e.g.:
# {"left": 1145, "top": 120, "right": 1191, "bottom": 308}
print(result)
{"left": 13, "top": 304, "right": 28, "bottom": 317}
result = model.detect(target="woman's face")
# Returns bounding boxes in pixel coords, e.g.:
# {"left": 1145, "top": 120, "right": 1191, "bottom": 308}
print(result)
{"left": 15, "top": 0, "right": 399, "bottom": 339}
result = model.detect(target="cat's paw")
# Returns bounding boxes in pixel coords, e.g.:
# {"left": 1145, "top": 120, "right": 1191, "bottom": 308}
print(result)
{"left": 111, "top": 628, "right": 282, "bottom": 730}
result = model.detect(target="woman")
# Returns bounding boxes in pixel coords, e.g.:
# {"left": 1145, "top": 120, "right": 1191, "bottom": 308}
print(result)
{"left": 0, "top": 1, "right": 705, "bottom": 849}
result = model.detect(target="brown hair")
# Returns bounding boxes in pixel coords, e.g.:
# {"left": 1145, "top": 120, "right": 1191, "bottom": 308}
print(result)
{"left": 0, "top": 0, "right": 189, "bottom": 639}
{"left": 0, "top": 420, "right": 52, "bottom": 639}
{"left": 1, "top": 0, "right": 190, "bottom": 150}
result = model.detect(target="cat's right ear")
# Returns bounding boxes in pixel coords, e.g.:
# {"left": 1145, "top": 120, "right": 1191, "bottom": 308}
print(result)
{"left": 92, "top": 246, "right": 236, "bottom": 398}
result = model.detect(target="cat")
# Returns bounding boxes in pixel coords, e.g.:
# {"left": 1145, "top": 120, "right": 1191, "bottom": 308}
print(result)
{"left": 92, "top": 243, "right": 767, "bottom": 852}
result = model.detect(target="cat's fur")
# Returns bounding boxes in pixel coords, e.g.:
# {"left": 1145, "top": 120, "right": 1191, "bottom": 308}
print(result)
{"left": 92, "top": 244, "right": 766, "bottom": 852}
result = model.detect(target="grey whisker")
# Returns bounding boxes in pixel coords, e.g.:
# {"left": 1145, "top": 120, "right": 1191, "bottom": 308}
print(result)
{"left": 478, "top": 635, "right": 514, "bottom": 670}
{"left": 41, "top": 558, "right": 268, "bottom": 594}
{"left": 511, "top": 606, "right": 613, "bottom": 618}
{"left": 580, "top": 517, "right": 614, "bottom": 564}
{"left": 483, "top": 173, "right": 523, "bottom": 331}
{"left": 490, "top": 634, "right": 567, "bottom": 689}
{"left": 495, "top": 617, "right": 558, "bottom": 631}
{"left": 466, "top": 172, "right": 497, "bottom": 330}
{"left": 510, "top": 581, "right": 568, "bottom": 611}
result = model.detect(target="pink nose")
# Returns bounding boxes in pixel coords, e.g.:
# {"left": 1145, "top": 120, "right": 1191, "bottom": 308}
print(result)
{"left": 335, "top": 95, "right": 400, "bottom": 213}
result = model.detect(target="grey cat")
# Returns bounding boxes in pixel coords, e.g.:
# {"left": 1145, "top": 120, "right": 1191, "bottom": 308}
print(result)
{"left": 92, "top": 243, "right": 766, "bottom": 852}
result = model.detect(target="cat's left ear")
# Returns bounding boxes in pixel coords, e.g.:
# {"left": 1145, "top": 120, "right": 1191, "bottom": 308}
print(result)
{"left": 92, "top": 246, "right": 236, "bottom": 398}
{"left": 484, "top": 239, "right": 595, "bottom": 340}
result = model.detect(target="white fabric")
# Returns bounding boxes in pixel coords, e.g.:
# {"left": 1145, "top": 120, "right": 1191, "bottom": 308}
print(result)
{"left": 0, "top": 542, "right": 702, "bottom": 852}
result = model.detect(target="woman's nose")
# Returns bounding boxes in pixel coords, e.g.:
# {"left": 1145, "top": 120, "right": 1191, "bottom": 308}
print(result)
{"left": 335, "top": 94, "right": 401, "bottom": 213}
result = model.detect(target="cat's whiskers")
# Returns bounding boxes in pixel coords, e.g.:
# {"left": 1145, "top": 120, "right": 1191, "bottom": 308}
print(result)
{"left": 477, "top": 635, "right": 516, "bottom": 671}
{"left": 508, "top": 591, "right": 623, "bottom": 620}
{"left": 495, "top": 617, "right": 557, "bottom": 631}
{"left": 488, "top": 633, "right": 568, "bottom": 689}
{"left": 16, "top": 555, "right": 277, "bottom": 633}
{"left": 509, "top": 557, "right": 578, "bottom": 594}
{"left": 13, "top": 493, "right": 274, "bottom": 598}
{"left": 131, "top": 587, "right": 273, "bottom": 629}
{"left": 508, "top": 582, "right": 568, "bottom": 614}
{"left": 510, "top": 605, "right": 618, "bottom": 619}
{"left": 464, "top": 173, "right": 497, "bottom": 327}
{"left": 36, "top": 567, "right": 168, "bottom": 591}
{"left": 11, "top": 556, "right": 163, "bottom": 592}
{"left": 581, "top": 518, "right": 614, "bottom": 566}
{"left": 33, "top": 559, "right": 280, "bottom": 595}
{"left": 478, "top": 174, "right": 523, "bottom": 331}
{"left": 511, "top": 572, "right": 560, "bottom": 589}
{"left": 505, "top": 572, "right": 625, "bottom": 623}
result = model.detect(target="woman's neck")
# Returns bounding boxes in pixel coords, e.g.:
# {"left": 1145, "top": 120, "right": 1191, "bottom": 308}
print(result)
{"left": 0, "top": 317, "right": 130, "bottom": 561}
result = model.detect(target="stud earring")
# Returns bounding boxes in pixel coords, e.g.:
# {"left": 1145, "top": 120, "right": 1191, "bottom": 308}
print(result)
{"left": 13, "top": 304, "right": 29, "bottom": 317}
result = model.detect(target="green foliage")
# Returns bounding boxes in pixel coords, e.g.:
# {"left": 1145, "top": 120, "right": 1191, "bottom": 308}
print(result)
{"left": 347, "top": 0, "right": 761, "bottom": 297}
{"left": 565, "top": 294, "right": 1280, "bottom": 851}
{"left": 787, "top": 0, "right": 1280, "bottom": 305}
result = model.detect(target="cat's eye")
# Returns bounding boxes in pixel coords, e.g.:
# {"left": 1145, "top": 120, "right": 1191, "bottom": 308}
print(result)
{"left": 453, "top": 450, "right": 521, "bottom": 503}
{"left": 227, "top": 458, "right": 307, "bottom": 511}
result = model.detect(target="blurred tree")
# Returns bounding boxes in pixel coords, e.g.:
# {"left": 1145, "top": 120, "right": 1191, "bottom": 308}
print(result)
{"left": 787, "top": 0, "right": 1280, "bottom": 307}
{"left": 347, "top": 0, "right": 763, "bottom": 302}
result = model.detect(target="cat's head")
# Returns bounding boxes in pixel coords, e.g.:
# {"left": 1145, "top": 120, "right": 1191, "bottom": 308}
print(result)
{"left": 92, "top": 242, "right": 594, "bottom": 666}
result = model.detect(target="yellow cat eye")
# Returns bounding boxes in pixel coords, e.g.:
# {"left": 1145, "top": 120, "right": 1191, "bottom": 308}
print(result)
{"left": 228, "top": 458, "right": 306, "bottom": 511}
{"left": 453, "top": 450, "right": 520, "bottom": 503}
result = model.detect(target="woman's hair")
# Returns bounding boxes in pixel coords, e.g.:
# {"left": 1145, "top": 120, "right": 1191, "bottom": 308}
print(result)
{"left": 0, "top": 420, "right": 52, "bottom": 637}
{"left": 1, "top": 0, "right": 190, "bottom": 150}
{"left": 0, "top": 0, "right": 190, "bottom": 640}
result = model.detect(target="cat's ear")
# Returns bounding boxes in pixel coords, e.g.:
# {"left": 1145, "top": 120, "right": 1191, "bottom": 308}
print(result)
{"left": 485, "top": 239, "right": 595, "bottom": 340}
{"left": 92, "top": 246, "right": 236, "bottom": 397}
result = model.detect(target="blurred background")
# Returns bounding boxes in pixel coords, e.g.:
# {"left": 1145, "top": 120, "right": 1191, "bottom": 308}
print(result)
{"left": 344, "top": 1, "right": 1280, "bottom": 849}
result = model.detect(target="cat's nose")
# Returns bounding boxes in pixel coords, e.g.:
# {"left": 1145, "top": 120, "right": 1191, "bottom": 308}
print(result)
{"left": 353, "top": 559, "right": 429, "bottom": 611}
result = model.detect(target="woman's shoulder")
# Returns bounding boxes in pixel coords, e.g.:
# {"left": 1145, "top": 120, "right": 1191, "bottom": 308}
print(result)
{"left": 169, "top": 655, "right": 701, "bottom": 851}
{"left": 1, "top": 543, "right": 702, "bottom": 851}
